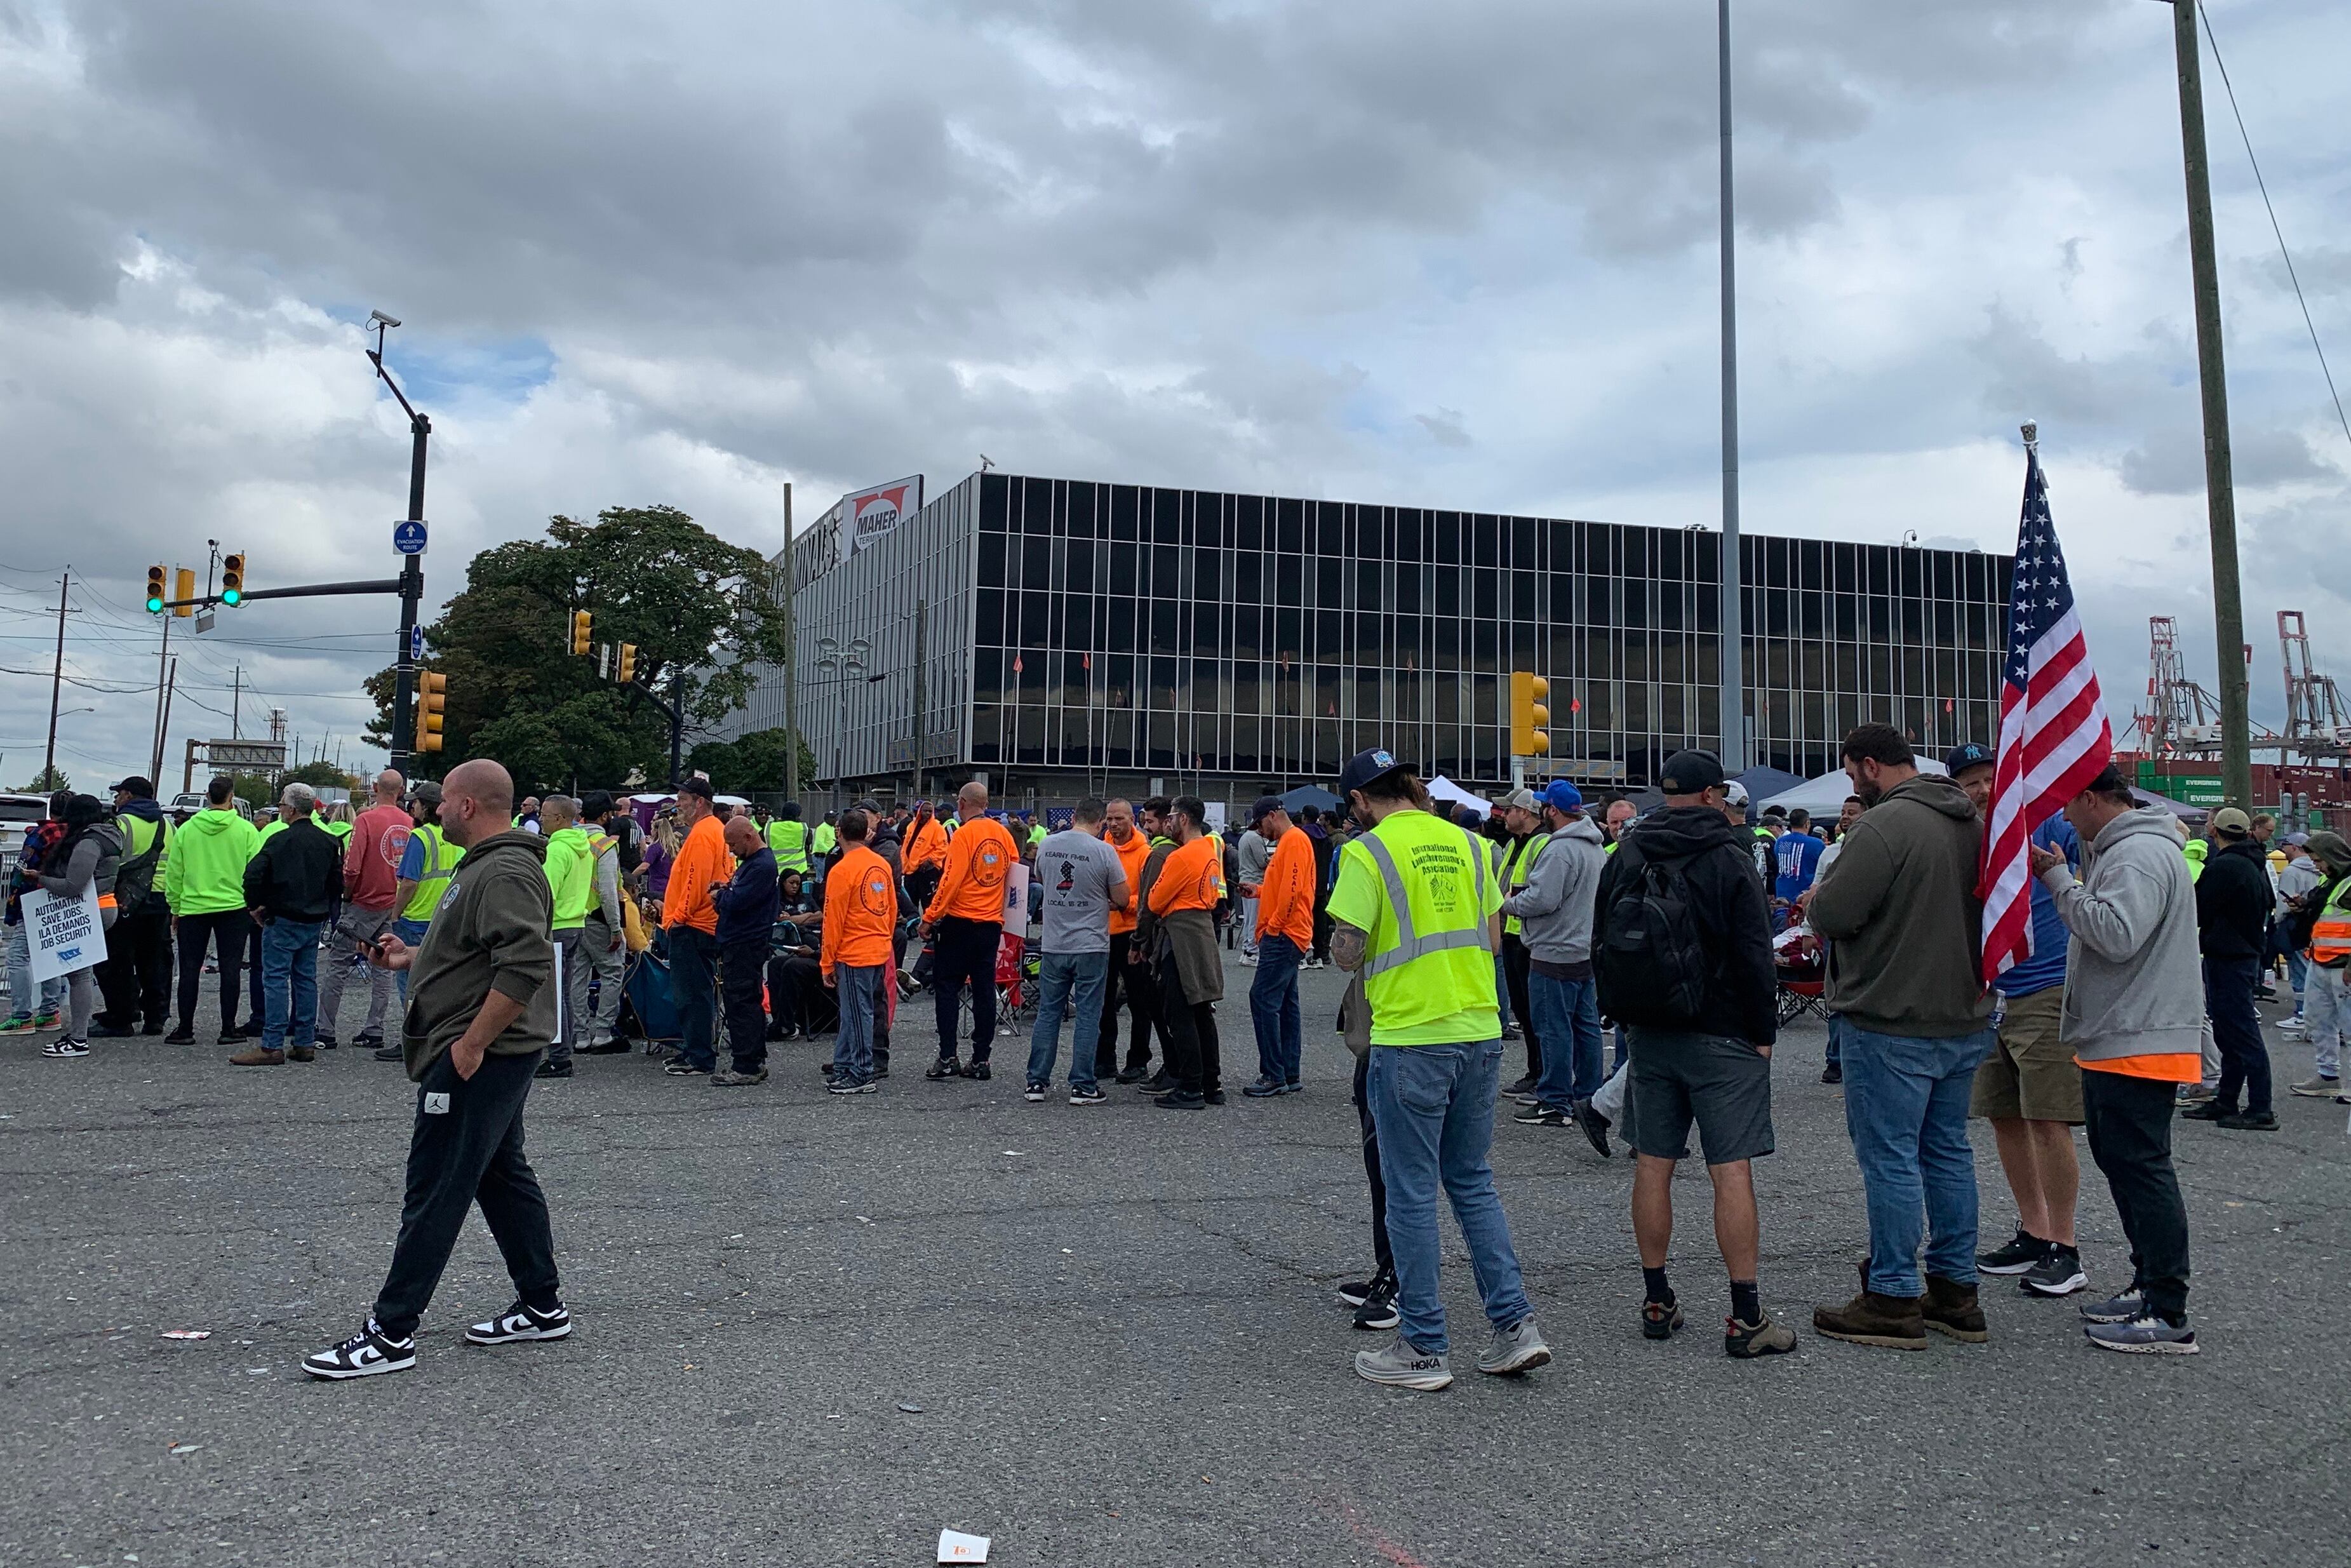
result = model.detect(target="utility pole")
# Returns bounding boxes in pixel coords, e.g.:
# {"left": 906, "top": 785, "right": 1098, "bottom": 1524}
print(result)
{"left": 150, "top": 603, "right": 173, "bottom": 775}
{"left": 782, "top": 480, "right": 799, "bottom": 801}
{"left": 2169, "top": 0, "right": 2252, "bottom": 808}
{"left": 231, "top": 662, "right": 242, "bottom": 739}
{"left": 42, "top": 569, "right": 67, "bottom": 786}
{"left": 367, "top": 313, "right": 429, "bottom": 778}
{"left": 1716, "top": 0, "right": 1747, "bottom": 774}
{"left": 153, "top": 659, "right": 178, "bottom": 786}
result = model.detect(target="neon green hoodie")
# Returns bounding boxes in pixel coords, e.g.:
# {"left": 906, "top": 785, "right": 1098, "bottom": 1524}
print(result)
{"left": 543, "top": 825, "right": 596, "bottom": 930}
{"left": 165, "top": 808, "right": 261, "bottom": 915}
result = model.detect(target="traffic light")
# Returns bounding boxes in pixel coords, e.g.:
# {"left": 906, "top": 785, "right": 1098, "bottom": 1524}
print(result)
{"left": 616, "top": 643, "right": 637, "bottom": 685}
{"left": 570, "top": 609, "right": 593, "bottom": 657}
{"left": 173, "top": 567, "right": 196, "bottom": 618}
{"left": 413, "top": 669, "right": 448, "bottom": 754}
{"left": 145, "top": 565, "right": 168, "bottom": 615}
{"left": 220, "top": 553, "right": 244, "bottom": 606}
{"left": 1510, "top": 672, "right": 1551, "bottom": 757}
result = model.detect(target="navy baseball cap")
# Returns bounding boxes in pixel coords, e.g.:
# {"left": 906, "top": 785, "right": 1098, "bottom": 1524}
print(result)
{"left": 1337, "top": 747, "right": 1407, "bottom": 798}
{"left": 1542, "top": 779, "right": 1584, "bottom": 814}
{"left": 1248, "top": 794, "right": 1285, "bottom": 826}
{"left": 1658, "top": 750, "right": 1727, "bottom": 795}
{"left": 1945, "top": 742, "right": 1995, "bottom": 776}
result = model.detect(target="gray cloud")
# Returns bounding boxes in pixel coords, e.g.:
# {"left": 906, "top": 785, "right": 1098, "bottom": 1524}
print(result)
{"left": 2121, "top": 424, "right": 2338, "bottom": 495}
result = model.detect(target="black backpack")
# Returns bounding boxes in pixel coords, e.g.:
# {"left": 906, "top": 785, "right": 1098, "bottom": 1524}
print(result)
{"left": 1597, "top": 850, "right": 1715, "bottom": 1027}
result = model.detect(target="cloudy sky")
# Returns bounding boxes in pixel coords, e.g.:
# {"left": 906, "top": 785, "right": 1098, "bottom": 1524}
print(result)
{"left": 3, "top": 0, "right": 2347, "bottom": 791}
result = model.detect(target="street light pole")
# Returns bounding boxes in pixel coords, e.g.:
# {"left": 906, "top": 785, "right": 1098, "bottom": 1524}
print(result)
{"left": 2167, "top": 0, "right": 2252, "bottom": 808}
{"left": 366, "top": 313, "right": 429, "bottom": 778}
{"left": 1717, "top": 0, "right": 1747, "bottom": 774}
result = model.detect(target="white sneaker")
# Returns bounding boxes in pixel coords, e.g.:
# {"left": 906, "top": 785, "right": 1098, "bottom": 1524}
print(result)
{"left": 1354, "top": 1334, "right": 1453, "bottom": 1391}
{"left": 1475, "top": 1317, "right": 1553, "bottom": 1376}
{"left": 302, "top": 1318, "right": 417, "bottom": 1379}
{"left": 464, "top": 1301, "right": 572, "bottom": 1345}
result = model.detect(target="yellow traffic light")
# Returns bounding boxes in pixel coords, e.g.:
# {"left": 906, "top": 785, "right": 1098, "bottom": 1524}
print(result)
{"left": 1511, "top": 672, "right": 1551, "bottom": 757}
{"left": 616, "top": 643, "right": 637, "bottom": 685}
{"left": 413, "top": 669, "right": 448, "bottom": 754}
{"left": 173, "top": 567, "right": 196, "bottom": 618}
{"left": 220, "top": 553, "right": 244, "bottom": 606}
{"left": 570, "top": 609, "right": 593, "bottom": 657}
{"left": 145, "top": 565, "right": 168, "bottom": 615}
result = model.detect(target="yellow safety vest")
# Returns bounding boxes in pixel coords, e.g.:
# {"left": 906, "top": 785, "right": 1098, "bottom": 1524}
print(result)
{"left": 399, "top": 824, "right": 464, "bottom": 922}
{"left": 766, "top": 817, "right": 810, "bottom": 872}
{"left": 1332, "top": 809, "right": 1503, "bottom": 1046}
{"left": 1502, "top": 834, "right": 1543, "bottom": 939}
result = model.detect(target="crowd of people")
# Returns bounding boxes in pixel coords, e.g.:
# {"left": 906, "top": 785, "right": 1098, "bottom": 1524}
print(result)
{"left": 9, "top": 724, "right": 2338, "bottom": 1386}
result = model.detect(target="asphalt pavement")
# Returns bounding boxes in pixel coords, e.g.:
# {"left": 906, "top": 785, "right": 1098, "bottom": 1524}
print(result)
{"left": 4, "top": 949, "right": 2347, "bottom": 1568}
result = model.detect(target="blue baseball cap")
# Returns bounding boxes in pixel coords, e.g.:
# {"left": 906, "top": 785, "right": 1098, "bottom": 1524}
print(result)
{"left": 1543, "top": 779, "right": 1584, "bottom": 814}
{"left": 1337, "top": 747, "right": 1407, "bottom": 798}
{"left": 1944, "top": 742, "right": 1995, "bottom": 776}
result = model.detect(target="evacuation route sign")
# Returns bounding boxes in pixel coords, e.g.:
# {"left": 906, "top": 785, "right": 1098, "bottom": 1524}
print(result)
{"left": 22, "top": 883, "right": 103, "bottom": 985}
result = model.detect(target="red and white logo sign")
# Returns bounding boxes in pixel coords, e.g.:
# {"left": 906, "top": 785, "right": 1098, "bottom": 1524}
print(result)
{"left": 845, "top": 474, "right": 924, "bottom": 557}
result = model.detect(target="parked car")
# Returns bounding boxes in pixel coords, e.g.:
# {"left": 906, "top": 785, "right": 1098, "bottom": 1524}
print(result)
{"left": 1, "top": 791, "right": 50, "bottom": 874}
{"left": 168, "top": 791, "right": 208, "bottom": 821}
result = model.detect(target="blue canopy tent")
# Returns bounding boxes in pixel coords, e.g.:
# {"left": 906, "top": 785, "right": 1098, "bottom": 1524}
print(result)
{"left": 1280, "top": 784, "right": 1343, "bottom": 814}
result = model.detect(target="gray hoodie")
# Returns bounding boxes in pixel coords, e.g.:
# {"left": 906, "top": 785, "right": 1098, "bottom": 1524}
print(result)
{"left": 2038, "top": 805, "right": 2204, "bottom": 1064}
{"left": 1501, "top": 815, "right": 1607, "bottom": 967}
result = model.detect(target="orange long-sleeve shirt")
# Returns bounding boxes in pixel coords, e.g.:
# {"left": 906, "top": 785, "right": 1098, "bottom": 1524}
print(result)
{"left": 1148, "top": 834, "right": 1224, "bottom": 916}
{"left": 821, "top": 843, "right": 899, "bottom": 976}
{"left": 906, "top": 817, "right": 949, "bottom": 873}
{"left": 1105, "top": 829, "right": 1151, "bottom": 935}
{"left": 1254, "top": 826, "right": 1317, "bottom": 949}
{"left": 925, "top": 815, "right": 1020, "bottom": 923}
{"left": 660, "top": 814, "right": 732, "bottom": 934}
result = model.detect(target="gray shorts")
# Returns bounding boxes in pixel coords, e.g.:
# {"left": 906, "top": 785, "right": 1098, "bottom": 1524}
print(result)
{"left": 1626, "top": 1026, "right": 1775, "bottom": 1165}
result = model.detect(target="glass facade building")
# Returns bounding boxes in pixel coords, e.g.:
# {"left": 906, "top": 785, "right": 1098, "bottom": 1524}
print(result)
{"left": 735, "top": 471, "right": 2011, "bottom": 804}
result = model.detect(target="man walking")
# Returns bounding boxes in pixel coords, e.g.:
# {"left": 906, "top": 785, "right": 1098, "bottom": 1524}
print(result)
{"left": 1329, "top": 750, "right": 1548, "bottom": 1390}
{"left": 2031, "top": 764, "right": 2206, "bottom": 1353}
{"left": 707, "top": 813, "right": 780, "bottom": 1087}
{"left": 1808, "top": 724, "right": 1995, "bottom": 1351}
{"left": 1139, "top": 796, "right": 1226, "bottom": 1110}
{"left": 1242, "top": 795, "right": 1316, "bottom": 1097}
{"left": 660, "top": 777, "right": 732, "bottom": 1076}
{"left": 161, "top": 775, "right": 260, "bottom": 1045}
{"left": 1095, "top": 798, "right": 1157, "bottom": 1083}
{"left": 1950, "top": 746, "right": 2089, "bottom": 1297}
{"left": 921, "top": 782, "right": 1019, "bottom": 1080}
{"left": 1506, "top": 781, "right": 1611, "bottom": 1152}
{"left": 1025, "top": 796, "right": 1129, "bottom": 1104}
{"left": 570, "top": 793, "right": 627, "bottom": 1055}
{"left": 316, "top": 770, "right": 412, "bottom": 1051}
{"left": 91, "top": 775, "right": 173, "bottom": 1037}
{"left": 233, "top": 782, "right": 342, "bottom": 1066}
{"left": 302, "top": 760, "right": 568, "bottom": 1380}
{"left": 535, "top": 797, "right": 594, "bottom": 1080}
{"left": 821, "top": 809, "right": 897, "bottom": 1093}
{"left": 2183, "top": 807, "right": 2279, "bottom": 1131}
{"left": 1594, "top": 751, "right": 1795, "bottom": 1357}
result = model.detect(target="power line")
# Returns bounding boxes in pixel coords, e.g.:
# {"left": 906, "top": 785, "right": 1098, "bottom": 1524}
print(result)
{"left": 2197, "top": 0, "right": 2351, "bottom": 457}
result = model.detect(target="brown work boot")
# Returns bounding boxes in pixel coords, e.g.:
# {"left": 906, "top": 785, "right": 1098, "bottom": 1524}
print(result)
{"left": 228, "top": 1046, "right": 285, "bottom": 1067}
{"left": 1812, "top": 1288, "right": 1927, "bottom": 1350}
{"left": 1921, "top": 1275, "right": 1988, "bottom": 1343}
{"left": 287, "top": 1045, "right": 318, "bottom": 1063}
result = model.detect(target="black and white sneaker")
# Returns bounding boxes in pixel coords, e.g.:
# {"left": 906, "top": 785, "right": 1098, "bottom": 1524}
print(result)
{"left": 1353, "top": 1278, "right": 1401, "bottom": 1332}
{"left": 464, "top": 1301, "right": 572, "bottom": 1346}
{"left": 1023, "top": 1081, "right": 1048, "bottom": 1102}
{"left": 1068, "top": 1085, "right": 1108, "bottom": 1105}
{"left": 39, "top": 1037, "right": 91, "bottom": 1059}
{"left": 1335, "top": 1271, "right": 1394, "bottom": 1310}
{"left": 1976, "top": 1227, "right": 2046, "bottom": 1276}
{"left": 2078, "top": 1285, "right": 2145, "bottom": 1325}
{"left": 302, "top": 1318, "right": 417, "bottom": 1380}
{"left": 827, "top": 1076, "right": 878, "bottom": 1096}
{"left": 2021, "top": 1244, "right": 2088, "bottom": 1297}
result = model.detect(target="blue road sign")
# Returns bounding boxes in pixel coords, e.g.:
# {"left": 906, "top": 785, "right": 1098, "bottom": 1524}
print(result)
{"left": 392, "top": 519, "right": 428, "bottom": 555}
{"left": 410, "top": 626, "right": 425, "bottom": 661}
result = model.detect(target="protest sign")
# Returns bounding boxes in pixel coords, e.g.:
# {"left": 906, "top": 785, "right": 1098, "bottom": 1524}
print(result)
{"left": 22, "top": 883, "right": 103, "bottom": 985}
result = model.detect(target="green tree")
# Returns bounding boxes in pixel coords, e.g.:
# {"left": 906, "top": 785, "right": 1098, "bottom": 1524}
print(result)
{"left": 686, "top": 728, "right": 817, "bottom": 796}
{"left": 366, "top": 506, "right": 790, "bottom": 793}
{"left": 14, "top": 763, "right": 69, "bottom": 793}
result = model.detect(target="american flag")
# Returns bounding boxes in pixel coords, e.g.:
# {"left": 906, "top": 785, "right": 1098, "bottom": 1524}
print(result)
{"left": 1978, "top": 442, "right": 2111, "bottom": 983}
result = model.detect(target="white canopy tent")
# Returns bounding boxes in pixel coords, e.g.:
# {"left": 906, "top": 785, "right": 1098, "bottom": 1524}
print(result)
{"left": 1758, "top": 757, "right": 1946, "bottom": 817}
{"left": 1423, "top": 775, "right": 1491, "bottom": 814}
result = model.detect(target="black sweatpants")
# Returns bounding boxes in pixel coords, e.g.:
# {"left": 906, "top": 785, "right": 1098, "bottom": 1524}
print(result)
{"left": 1353, "top": 1052, "right": 1393, "bottom": 1279}
{"left": 1157, "top": 949, "right": 1221, "bottom": 1096}
{"left": 2081, "top": 1068, "right": 2191, "bottom": 1320}
{"left": 174, "top": 910, "right": 246, "bottom": 1031}
{"left": 372, "top": 1048, "right": 560, "bottom": 1341}
{"left": 1098, "top": 932, "right": 1158, "bottom": 1075}
{"left": 1503, "top": 934, "right": 1539, "bottom": 1078}
{"left": 99, "top": 905, "right": 172, "bottom": 1028}
{"left": 932, "top": 916, "right": 1000, "bottom": 1064}
{"left": 718, "top": 936, "right": 768, "bottom": 1073}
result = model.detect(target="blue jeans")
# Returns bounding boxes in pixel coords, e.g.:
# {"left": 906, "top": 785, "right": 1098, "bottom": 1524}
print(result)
{"left": 1527, "top": 972, "right": 1602, "bottom": 1110}
{"left": 5, "top": 920, "right": 64, "bottom": 1015}
{"left": 391, "top": 917, "right": 429, "bottom": 1003}
{"left": 668, "top": 927, "right": 719, "bottom": 1071}
{"left": 2287, "top": 947, "right": 2308, "bottom": 1014}
{"left": 1249, "top": 934, "right": 1304, "bottom": 1085}
{"left": 1366, "top": 1040, "right": 1532, "bottom": 1355}
{"left": 1826, "top": 1015, "right": 1844, "bottom": 1066}
{"left": 1025, "top": 950, "right": 1109, "bottom": 1091}
{"left": 831, "top": 964, "right": 883, "bottom": 1084}
{"left": 1839, "top": 1025, "right": 1993, "bottom": 1296}
{"left": 260, "top": 918, "right": 324, "bottom": 1053}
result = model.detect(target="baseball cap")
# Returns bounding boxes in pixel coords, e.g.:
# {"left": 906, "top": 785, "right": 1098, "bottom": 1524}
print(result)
{"left": 1542, "top": 779, "right": 1584, "bottom": 814}
{"left": 577, "top": 788, "right": 610, "bottom": 817}
{"left": 1657, "top": 749, "right": 1727, "bottom": 796}
{"left": 1496, "top": 787, "right": 1539, "bottom": 813}
{"left": 1337, "top": 747, "right": 1407, "bottom": 799}
{"left": 107, "top": 775, "right": 155, "bottom": 796}
{"left": 409, "top": 780, "right": 445, "bottom": 806}
{"left": 2211, "top": 805, "right": 2251, "bottom": 837}
{"left": 2284, "top": 831, "right": 2311, "bottom": 847}
{"left": 1945, "top": 742, "right": 1995, "bottom": 777}
{"left": 676, "top": 777, "right": 716, "bottom": 802}
{"left": 1248, "top": 794, "right": 1285, "bottom": 826}
{"left": 1721, "top": 781, "right": 1750, "bottom": 808}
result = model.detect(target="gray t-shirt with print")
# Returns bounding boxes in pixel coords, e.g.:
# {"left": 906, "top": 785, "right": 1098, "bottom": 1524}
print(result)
{"left": 1038, "top": 829, "right": 1123, "bottom": 955}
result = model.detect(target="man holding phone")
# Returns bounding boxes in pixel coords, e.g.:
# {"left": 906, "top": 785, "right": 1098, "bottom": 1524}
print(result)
{"left": 303, "top": 758, "right": 570, "bottom": 1381}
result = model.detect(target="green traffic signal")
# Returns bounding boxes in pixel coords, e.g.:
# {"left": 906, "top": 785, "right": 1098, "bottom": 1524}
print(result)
{"left": 222, "top": 587, "right": 241, "bottom": 605}
{"left": 145, "top": 594, "right": 165, "bottom": 613}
